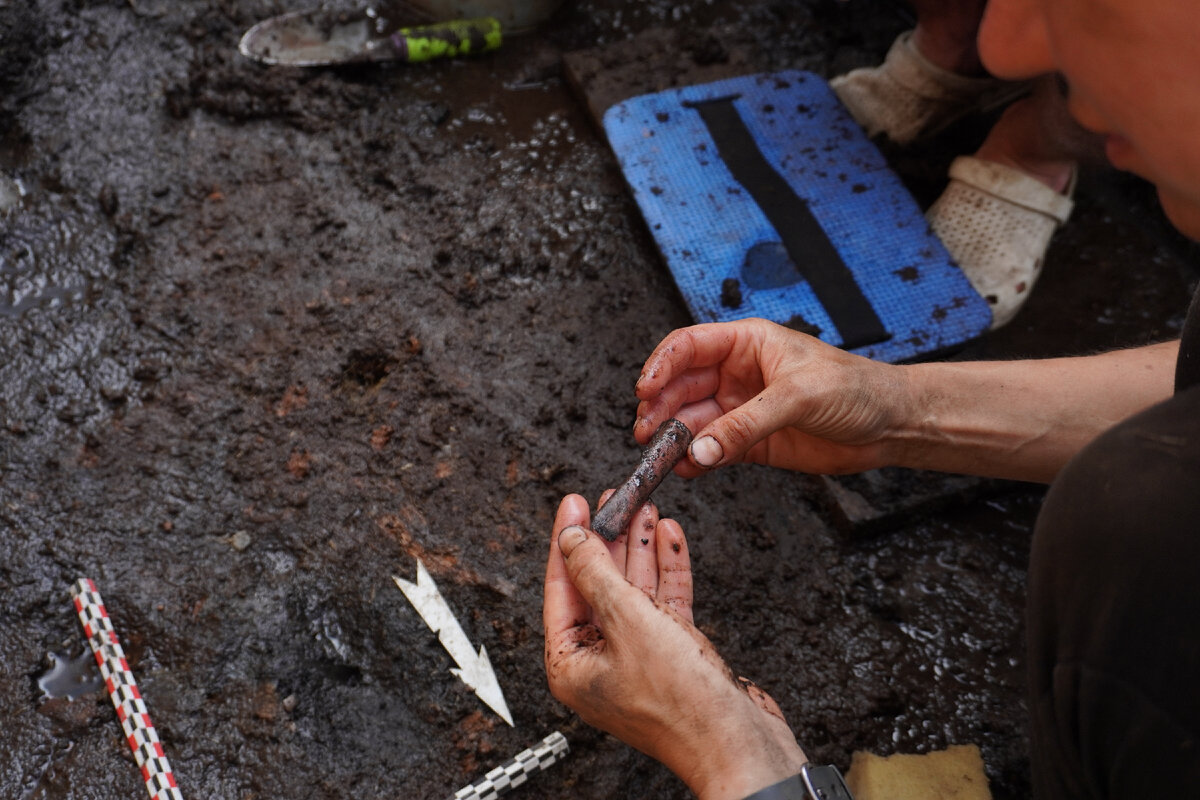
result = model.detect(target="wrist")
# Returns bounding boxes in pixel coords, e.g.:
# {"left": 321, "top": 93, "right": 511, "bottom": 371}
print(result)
{"left": 677, "top": 717, "right": 808, "bottom": 800}
{"left": 873, "top": 362, "right": 928, "bottom": 469}
{"left": 691, "top": 750, "right": 810, "bottom": 800}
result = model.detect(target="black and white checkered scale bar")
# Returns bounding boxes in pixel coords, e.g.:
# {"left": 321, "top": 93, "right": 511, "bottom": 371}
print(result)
{"left": 451, "top": 731, "right": 569, "bottom": 800}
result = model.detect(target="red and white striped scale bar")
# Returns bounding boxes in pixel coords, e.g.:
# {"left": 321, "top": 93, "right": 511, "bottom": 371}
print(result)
{"left": 71, "top": 578, "right": 184, "bottom": 800}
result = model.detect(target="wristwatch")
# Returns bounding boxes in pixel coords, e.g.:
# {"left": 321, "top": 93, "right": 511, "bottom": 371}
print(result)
{"left": 740, "top": 763, "right": 854, "bottom": 800}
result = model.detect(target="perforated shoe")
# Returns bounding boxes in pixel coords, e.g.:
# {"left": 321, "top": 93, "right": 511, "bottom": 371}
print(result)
{"left": 927, "top": 156, "right": 1076, "bottom": 329}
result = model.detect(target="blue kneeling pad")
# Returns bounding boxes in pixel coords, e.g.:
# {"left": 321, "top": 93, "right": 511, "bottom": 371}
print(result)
{"left": 602, "top": 70, "right": 991, "bottom": 363}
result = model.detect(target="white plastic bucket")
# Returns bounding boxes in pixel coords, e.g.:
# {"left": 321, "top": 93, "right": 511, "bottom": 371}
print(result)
{"left": 407, "top": 0, "right": 564, "bottom": 32}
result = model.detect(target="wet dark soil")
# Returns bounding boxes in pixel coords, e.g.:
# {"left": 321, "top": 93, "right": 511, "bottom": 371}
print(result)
{"left": 2, "top": 1, "right": 1196, "bottom": 799}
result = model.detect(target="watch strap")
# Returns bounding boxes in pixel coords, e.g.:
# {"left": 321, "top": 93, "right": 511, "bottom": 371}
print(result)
{"left": 741, "top": 764, "right": 854, "bottom": 800}
{"left": 740, "top": 773, "right": 808, "bottom": 800}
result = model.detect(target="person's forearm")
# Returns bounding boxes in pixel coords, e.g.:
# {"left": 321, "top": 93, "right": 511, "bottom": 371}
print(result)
{"left": 887, "top": 340, "right": 1180, "bottom": 483}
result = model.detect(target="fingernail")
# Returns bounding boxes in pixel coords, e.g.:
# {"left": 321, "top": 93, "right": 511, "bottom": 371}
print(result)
{"left": 691, "top": 435, "right": 724, "bottom": 467}
{"left": 559, "top": 526, "right": 587, "bottom": 556}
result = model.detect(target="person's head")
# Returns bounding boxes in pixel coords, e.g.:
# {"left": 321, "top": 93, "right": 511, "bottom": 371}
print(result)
{"left": 979, "top": 0, "right": 1200, "bottom": 238}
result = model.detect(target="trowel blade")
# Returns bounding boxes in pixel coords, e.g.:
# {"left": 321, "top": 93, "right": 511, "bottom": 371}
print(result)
{"left": 238, "top": 8, "right": 397, "bottom": 67}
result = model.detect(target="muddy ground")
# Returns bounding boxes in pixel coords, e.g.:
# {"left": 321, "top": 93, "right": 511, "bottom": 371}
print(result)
{"left": 2, "top": 1, "right": 1196, "bottom": 798}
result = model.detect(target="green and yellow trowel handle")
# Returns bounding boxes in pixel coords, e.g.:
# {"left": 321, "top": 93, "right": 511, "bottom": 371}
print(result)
{"left": 389, "top": 17, "right": 502, "bottom": 63}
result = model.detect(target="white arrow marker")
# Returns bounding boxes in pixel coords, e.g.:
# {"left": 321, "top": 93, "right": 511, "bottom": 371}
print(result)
{"left": 393, "top": 560, "right": 514, "bottom": 727}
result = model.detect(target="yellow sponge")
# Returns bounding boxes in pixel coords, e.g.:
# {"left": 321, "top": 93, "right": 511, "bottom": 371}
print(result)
{"left": 843, "top": 744, "right": 993, "bottom": 800}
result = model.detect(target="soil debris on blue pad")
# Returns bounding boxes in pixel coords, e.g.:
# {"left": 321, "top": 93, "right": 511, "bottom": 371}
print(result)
{"left": 602, "top": 70, "right": 992, "bottom": 363}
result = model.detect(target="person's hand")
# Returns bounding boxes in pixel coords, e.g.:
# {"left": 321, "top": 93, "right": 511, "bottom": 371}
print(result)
{"left": 543, "top": 493, "right": 807, "bottom": 800}
{"left": 633, "top": 319, "right": 912, "bottom": 478}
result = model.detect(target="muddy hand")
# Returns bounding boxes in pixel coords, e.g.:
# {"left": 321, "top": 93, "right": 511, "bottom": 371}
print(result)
{"left": 543, "top": 494, "right": 807, "bottom": 800}
{"left": 632, "top": 319, "right": 910, "bottom": 478}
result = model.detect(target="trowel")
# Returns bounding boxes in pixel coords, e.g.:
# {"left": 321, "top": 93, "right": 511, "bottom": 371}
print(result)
{"left": 238, "top": 6, "right": 501, "bottom": 67}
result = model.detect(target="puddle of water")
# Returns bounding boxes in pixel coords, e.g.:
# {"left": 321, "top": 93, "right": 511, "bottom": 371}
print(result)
{"left": 741, "top": 240, "right": 800, "bottom": 289}
{"left": 35, "top": 650, "right": 104, "bottom": 701}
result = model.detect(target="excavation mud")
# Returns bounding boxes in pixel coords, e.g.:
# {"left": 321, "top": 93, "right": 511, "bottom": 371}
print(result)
{"left": 2, "top": 1, "right": 1196, "bottom": 799}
